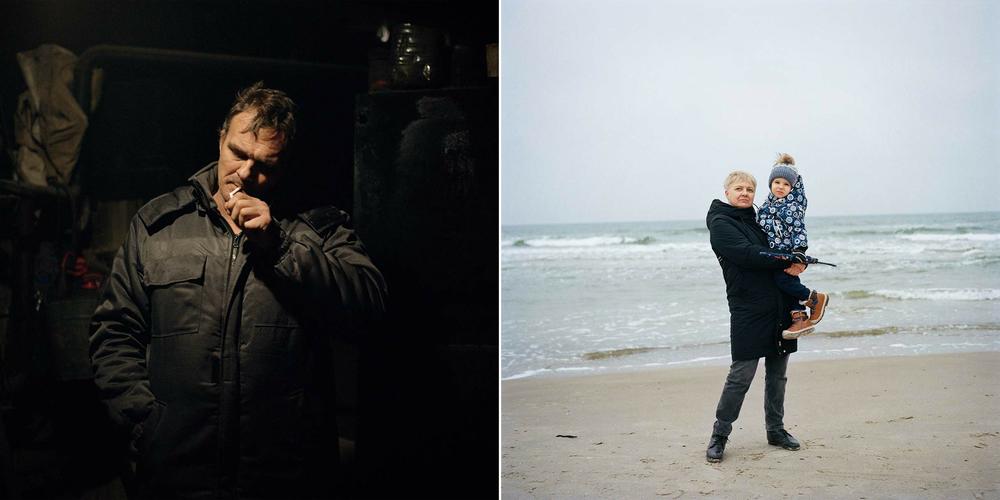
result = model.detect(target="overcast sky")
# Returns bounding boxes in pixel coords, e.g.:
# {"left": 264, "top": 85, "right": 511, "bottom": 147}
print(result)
{"left": 501, "top": 0, "right": 999, "bottom": 225}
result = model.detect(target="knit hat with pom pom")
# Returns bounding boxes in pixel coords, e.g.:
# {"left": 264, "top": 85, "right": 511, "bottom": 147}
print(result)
{"left": 768, "top": 153, "right": 798, "bottom": 187}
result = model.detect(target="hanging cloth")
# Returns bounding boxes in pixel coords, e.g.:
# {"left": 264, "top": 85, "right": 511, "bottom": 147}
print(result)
{"left": 14, "top": 44, "right": 88, "bottom": 186}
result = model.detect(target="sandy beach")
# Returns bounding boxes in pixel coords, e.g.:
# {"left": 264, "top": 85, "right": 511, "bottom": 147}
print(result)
{"left": 501, "top": 352, "right": 1000, "bottom": 499}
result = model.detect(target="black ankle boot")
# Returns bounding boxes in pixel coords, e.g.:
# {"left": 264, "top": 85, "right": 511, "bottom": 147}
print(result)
{"left": 767, "top": 429, "right": 800, "bottom": 450}
{"left": 706, "top": 434, "right": 727, "bottom": 462}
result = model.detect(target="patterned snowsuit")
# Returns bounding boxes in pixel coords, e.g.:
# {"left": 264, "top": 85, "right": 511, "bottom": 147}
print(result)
{"left": 757, "top": 173, "right": 808, "bottom": 252}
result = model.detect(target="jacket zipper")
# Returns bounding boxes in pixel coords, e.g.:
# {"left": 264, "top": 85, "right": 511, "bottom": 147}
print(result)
{"left": 220, "top": 228, "right": 242, "bottom": 490}
{"left": 226, "top": 233, "right": 242, "bottom": 286}
{"left": 222, "top": 231, "right": 243, "bottom": 333}
{"left": 197, "top": 188, "right": 245, "bottom": 489}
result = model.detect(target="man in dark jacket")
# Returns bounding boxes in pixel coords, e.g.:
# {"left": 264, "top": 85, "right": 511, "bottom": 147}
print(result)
{"left": 704, "top": 170, "right": 805, "bottom": 463}
{"left": 89, "top": 82, "right": 387, "bottom": 498}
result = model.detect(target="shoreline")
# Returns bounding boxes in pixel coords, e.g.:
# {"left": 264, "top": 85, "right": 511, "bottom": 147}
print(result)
{"left": 502, "top": 351, "right": 1000, "bottom": 499}
{"left": 502, "top": 340, "right": 1000, "bottom": 381}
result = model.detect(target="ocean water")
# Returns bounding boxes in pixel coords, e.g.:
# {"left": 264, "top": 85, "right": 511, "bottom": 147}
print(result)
{"left": 501, "top": 211, "right": 1000, "bottom": 380}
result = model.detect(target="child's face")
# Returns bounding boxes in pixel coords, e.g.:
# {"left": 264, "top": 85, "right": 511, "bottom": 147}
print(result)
{"left": 770, "top": 178, "right": 792, "bottom": 199}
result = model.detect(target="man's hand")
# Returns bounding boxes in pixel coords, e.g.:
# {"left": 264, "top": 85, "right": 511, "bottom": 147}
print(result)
{"left": 784, "top": 263, "right": 806, "bottom": 276}
{"left": 224, "top": 191, "right": 278, "bottom": 248}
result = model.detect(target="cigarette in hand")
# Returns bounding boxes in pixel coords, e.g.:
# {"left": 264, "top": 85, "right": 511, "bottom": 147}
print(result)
{"left": 228, "top": 186, "right": 241, "bottom": 200}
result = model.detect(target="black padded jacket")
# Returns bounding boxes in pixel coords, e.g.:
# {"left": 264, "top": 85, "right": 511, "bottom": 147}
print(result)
{"left": 706, "top": 199, "right": 797, "bottom": 360}
{"left": 89, "top": 163, "right": 387, "bottom": 498}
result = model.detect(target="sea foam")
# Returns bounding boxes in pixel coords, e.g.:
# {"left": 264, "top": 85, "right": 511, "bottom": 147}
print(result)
{"left": 898, "top": 233, "right": 1000, "bottom": 242}
{"left": 838, "top": 288, "right": 1000, "bottom": 301}
{"left": 505, "top": 235, "right": 657, "bottom": 248}
{"left": 871, "top": 288, "right": 1000, "bottom": 301}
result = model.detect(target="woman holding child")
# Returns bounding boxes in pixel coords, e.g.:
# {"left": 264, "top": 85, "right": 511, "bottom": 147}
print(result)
{"left": 703, "top": 155, "right": 828, "bottom": 463}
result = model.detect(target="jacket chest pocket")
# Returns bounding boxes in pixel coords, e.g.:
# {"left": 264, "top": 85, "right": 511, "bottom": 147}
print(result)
{"left": 145, "top": 255, "right": 207, "bottom": 337}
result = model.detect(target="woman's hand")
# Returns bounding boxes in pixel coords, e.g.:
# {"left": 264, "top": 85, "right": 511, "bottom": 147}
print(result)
{"left": 784, "top": 263, "right": 806, "bottom": 276}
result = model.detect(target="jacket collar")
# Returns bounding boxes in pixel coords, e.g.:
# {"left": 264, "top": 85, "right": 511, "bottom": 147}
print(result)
{"left": 707, "top": 198, "right": 757, "bottom": 223}
{"left": 188, "top": 162, "right": 220, "bottom": 214}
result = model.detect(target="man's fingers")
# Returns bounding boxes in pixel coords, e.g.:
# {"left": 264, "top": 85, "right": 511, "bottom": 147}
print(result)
{"left": 224, "top": 191, "right": 246, "bottom": 210}
{"left": 237, "top": 206, "right": 269, "bottom": 229}
{"left": 224, "top": 194, "right": 270, "bottom": 232}
{"left": 230, "top": 198, "right": 256, "bottom": 223}
{"left": 229, "top": 200, "right": 244, "bottom": 224}
{"left": 243, "top": 215, "right": 269, "bottom": 230}
{"left": 236, "top": 204, "right": 258, "bottom": 227}
{"left": 238, "top": 207, "right": 258, "bottom": 227}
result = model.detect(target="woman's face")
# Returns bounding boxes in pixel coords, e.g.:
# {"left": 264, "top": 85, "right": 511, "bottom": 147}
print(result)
{"left": 725, "top": 181, "right": 755, "bottom": 208}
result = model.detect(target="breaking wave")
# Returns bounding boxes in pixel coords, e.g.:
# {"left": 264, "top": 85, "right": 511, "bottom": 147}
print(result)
{"left": 503, "top": 235, "right": 658, "bottom": 248}
{"left": 897, "top": 233, "right": 1000, "bottom": 242}
{"left": 826, "top": 224, "right": 990, "bottom": 237}
{"left": 839, "top": 288, "right": 1000, "bottom": 301}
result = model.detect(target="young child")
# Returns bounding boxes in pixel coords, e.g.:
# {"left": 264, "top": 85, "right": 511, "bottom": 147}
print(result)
{"left": 757, "top": 153, "right": 829, "bottom": 339}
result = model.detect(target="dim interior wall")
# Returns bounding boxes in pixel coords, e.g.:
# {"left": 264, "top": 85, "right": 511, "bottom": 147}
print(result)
{"left": 353, "top": 85, "right": 498, "bottom": 496}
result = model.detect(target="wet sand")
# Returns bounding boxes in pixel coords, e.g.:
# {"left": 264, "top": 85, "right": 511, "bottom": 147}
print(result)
{"left": 502, "top": 352, "right": 1000, "bottom": 499}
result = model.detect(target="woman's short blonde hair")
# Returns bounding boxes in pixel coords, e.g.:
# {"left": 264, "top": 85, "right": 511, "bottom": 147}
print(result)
{"left": 723, "top": 170, "right": 757, "bottom": 191}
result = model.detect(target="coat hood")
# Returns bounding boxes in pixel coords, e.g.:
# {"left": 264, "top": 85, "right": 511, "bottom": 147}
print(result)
{"left": 706, "top": 199, "right": 757, "bottom": 228}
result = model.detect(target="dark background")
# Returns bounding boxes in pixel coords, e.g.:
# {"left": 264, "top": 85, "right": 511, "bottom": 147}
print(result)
{"left": 0, "top": 1, "right": 497, "bottom": 498}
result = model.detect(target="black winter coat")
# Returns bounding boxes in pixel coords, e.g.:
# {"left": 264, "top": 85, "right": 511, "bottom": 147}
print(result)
{"left": 706, "top": 199, "right": 797, "bottom": 360}
{"left": 89, "top": 163, "right": 387, "bottom": 498}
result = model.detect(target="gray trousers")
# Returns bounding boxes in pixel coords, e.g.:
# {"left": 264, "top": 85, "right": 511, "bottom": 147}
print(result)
{"left": 712, "top": 354, "right": 789, "bottom": 437}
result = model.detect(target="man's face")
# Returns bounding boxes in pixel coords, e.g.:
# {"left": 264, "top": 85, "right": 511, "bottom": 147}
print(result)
{"left": 725, "top": 181, "right": 755, "bottom": 208}
{"left": 770, "top": 178, "right": 791, "bottom": 199}
{"left": 217, "top": 110, "right": 287, "bottom": 199}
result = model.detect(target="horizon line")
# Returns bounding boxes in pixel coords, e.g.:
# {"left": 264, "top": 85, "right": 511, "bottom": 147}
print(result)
{"left": 501, "top": 209, "right": 1000, "bottom": 228}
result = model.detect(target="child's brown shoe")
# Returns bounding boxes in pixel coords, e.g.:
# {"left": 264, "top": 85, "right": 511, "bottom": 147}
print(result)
{"left": 805, "top": 290, "right": 829, "bottom": 325}
{"left": 782, "top": 310, "right": 815, "bottom": 339}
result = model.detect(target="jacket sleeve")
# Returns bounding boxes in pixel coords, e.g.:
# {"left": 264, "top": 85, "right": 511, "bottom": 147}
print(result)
{"left": 756, "top": 198, "right": 777, "bottom": 248}
{"left": 782, "top": 175, "right": 808, "bottom": 250}
{"left": 709, "top": 216, "right": 791, "bottom": 271}
{"left": 89, "top": 217, "right": 155, "bottom": 435}
{"left": 269, "top": 210, "right": 387, "bottom": 316}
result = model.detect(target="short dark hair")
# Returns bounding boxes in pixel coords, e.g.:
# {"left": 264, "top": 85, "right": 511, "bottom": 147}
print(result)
{"left": 219, "top": 81, "right": 297, "bottom": 145}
